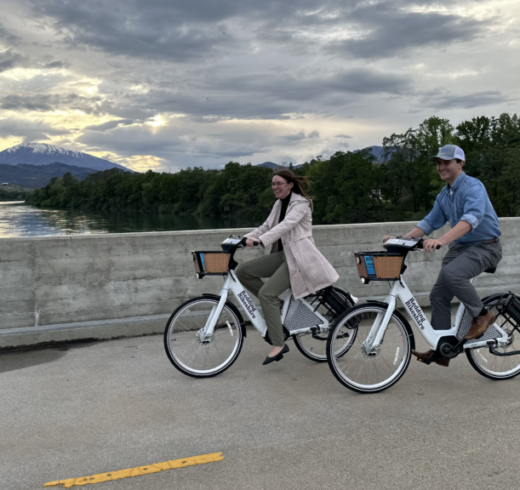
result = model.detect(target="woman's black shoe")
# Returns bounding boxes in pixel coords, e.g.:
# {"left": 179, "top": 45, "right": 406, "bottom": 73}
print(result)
{"left": 262, "top": 344, "right": 289, "bottom": 365}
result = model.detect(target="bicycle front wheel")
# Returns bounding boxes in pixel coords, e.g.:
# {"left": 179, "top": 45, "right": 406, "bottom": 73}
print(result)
{"left": 327, "top": 304, "right": 412, "bottom": 394}
{"left": 293, "top": 287, "right": 354, "bottom": 362}
{"left": 466, "top": 298, "right": 520, "bottom": 380}
{"left": 164, "top": 296, "right": 244, "bottom": 378}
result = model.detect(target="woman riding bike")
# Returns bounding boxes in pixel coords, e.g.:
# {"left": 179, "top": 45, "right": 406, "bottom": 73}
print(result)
{"left": 236, "top": 169, "right": 339, "bottom": 365}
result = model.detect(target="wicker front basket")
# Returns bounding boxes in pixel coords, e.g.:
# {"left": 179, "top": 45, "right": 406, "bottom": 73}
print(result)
{"left": 355, "top": 252, "right": 404, "bottom": 282}
{"left": 192, "top": 251, "right": 230, "bottom": 277}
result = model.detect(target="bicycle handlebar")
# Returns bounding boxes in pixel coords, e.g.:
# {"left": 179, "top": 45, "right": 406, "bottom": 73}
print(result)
{"left": 416, "top": 239, "right": 442, "bottom": 250}
{"left": 226, "top": 237, "right": 260, "bottom": 253}
{"left": 238, "top": 237, "right": 260, "bottom": 247}
{"left": 383, "top": 237, "right": 441, "bottom": 253}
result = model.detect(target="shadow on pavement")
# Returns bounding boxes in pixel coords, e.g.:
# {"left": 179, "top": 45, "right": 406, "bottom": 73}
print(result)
{"left": 0, "top": 340, "right": 98, "bottom": 374}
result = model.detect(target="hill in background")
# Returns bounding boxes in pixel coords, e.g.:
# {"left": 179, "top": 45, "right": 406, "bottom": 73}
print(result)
{"left": 0, "top": 143, "right": 129, "bottom": 172}
{"left": 257, "top": 161, "right": 283, "bottom": 169}
{"left": 0, "top": 163, "right": 99, "bottom": 188}
{"left": 256, "top": 146, "right": 387, "bottom": 169}
{"left": 0, "top": 142, "right": 132, "bottom": 189}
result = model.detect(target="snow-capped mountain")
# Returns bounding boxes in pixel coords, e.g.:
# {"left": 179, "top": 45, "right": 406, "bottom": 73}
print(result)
{"left": 0, "top": 143, "right": 129, "bottom": 171}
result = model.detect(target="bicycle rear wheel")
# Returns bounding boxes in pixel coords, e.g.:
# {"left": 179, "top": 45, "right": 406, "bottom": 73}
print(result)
{"left": 466, "top": 298, "right": 520, "bottom": 380}
{"left": 293, "top": 287, "right": 354, "bottom": 362}
{"left": 327, "top": 304, "right": 412, "bottom": 394}
{"left": 164, "top": 296, "right": 244, "bottom": 378}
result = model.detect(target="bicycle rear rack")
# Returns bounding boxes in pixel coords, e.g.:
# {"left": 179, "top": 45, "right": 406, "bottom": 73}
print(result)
{"left": 309, "top": 287, "right": 350, "bottom": 318}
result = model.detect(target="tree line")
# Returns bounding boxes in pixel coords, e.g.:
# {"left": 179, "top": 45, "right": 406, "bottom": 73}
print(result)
{"left": 26, "top": 113, "right": 520, "bottom": 224}
{"left": 0, "top": 186, "right": 32, "bottom": 202}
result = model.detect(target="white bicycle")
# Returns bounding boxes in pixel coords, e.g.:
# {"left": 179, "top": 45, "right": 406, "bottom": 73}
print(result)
{"left": 326, "top": 238, "right": 520, "bottom": 394}
{"left": 164, "top": 236, "right": 357, "bottom": 377}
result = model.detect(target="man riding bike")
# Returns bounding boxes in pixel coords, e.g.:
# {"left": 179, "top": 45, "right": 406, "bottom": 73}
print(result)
{"left": 384, "top": 144, "right": 502, "bottom": 367}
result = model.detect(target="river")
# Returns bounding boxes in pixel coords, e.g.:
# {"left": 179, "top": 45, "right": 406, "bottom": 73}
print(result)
{"left": 0, "top": 202, "right": 260, "bottom": 238}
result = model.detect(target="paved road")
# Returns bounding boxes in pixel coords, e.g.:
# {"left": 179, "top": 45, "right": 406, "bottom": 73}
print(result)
{"left": 1, "top": 328, "right": 520, "bottom": 490}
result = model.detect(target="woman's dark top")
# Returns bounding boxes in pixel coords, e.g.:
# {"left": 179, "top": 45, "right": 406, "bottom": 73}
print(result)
{"left": 276, "top": 192, "right": 292, "bottom": 252}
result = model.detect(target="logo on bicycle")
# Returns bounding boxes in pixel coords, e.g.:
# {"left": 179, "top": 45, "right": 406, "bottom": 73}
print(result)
{"left": 238, "top": 290, "right": 257, "bottom": 319}
{"left": 405, "top": 298, "right": 426, "bottom": 330}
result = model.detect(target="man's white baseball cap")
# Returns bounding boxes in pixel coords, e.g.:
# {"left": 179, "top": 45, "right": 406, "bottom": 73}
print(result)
{"left": 431, "top": 144, "right": 465, "bottom": 162}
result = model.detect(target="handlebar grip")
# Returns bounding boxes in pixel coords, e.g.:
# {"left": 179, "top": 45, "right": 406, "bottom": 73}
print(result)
{"left": 416, "top": 239, "right": 441, "bottom": 250}
{"left": 253, "top": 241, "right": 259, "bottom": 246}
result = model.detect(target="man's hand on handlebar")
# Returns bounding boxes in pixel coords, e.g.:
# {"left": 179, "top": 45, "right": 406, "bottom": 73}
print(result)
{"left": 422, "top": 238, "right": 443, "bottom": 252}
{"left": 245, "top": 237, "right": 261, "bottom": 247}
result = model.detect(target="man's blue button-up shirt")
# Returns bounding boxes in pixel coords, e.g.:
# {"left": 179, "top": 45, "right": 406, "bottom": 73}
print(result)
{"left": 417, "top": 172, "right": 501, "bottom": 245}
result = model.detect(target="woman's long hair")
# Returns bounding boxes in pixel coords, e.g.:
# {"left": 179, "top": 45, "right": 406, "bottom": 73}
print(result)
{"left": 273, "top": 169, "right": 313, "bottom": 199}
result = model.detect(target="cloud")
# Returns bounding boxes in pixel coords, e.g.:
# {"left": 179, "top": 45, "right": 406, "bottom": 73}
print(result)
{"left": 30, "top": 1, "right": 489, "bottom": 63}
{"left": 85, "top": 119, "right": 135, "bottom": 131}
{"left": 0, "top": 49, "right": 24, "bottom": 73}
{"left": 30, "top": 0, "right": 240, "bottom": 62}
{"left": 0, "top": 118, "right": 70, "bottom": 143}
{"left": 0, "top": 23, "right": 20, "bottom": 45}
{"left": 41, "top": 60, "right": 71, "bottom": 69}
{"left": 281, "top": 131, "right": 307, "bottom": 141}
{"left": 280, "top": 130, "right": 320, "bottom": 141}
{"left": 98, "top": 67, "right": 411, "bottom": 123}
{"left": 326, "top": 5, "right": 487, "bottom": 59}
{"left": 0, "top": 93, "right": 102, "bottom": 113}
{"left": 423, "top": 90, "right": 511, "bottom": 110}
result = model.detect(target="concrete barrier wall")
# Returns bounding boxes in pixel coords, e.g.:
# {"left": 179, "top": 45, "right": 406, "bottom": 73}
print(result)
{"left": 2, "top": 218, "right": 520, "bottom": 347}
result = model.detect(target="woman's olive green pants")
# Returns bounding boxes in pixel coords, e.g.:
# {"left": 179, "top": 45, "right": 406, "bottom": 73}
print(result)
{"left": 235, "top": 252, "right": 290, "bottom": 347}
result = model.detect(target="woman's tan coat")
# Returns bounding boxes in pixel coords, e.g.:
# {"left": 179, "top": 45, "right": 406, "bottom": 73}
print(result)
{"left": 246, "top": 192, "right": 339, "bottom": 299}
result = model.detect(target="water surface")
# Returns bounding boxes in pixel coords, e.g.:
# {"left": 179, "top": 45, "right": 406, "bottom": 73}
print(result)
{"left": 0, "top": 202, "right": 260, "bottom": 238}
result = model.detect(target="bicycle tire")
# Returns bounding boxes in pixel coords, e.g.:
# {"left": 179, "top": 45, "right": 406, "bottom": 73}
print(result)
{"left": 164, "top": 296, "right": 244, "bottom": 378}
{"left": 293, "top": 287, "right": 354, "bottom": 362}
{"left": 327, "top": 304, "right": 412, "bottom": 394}
{"left": 466, "top": 297, "right": 520, "bottom": 380}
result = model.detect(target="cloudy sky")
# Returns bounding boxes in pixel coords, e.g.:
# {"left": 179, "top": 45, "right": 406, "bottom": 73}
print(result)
{"left": 0, "top": 0, "right": 518, "bottom": 172}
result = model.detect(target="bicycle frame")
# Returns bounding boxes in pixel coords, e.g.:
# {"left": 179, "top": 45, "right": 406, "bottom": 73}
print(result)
{"left": 364, "top": 276, "right": 510, "bottom": 354}
{"left": 197, "top": 269, "right": 330, "bottom": 342}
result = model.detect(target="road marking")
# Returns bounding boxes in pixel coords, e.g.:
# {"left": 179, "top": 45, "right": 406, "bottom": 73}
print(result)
{"left": 44, "top": 452, "right": 224, "bottom": 488}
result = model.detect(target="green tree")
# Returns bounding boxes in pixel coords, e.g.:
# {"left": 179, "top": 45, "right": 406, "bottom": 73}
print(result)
{"left": 307, "top": 150, "right": 384, "bottom": 224}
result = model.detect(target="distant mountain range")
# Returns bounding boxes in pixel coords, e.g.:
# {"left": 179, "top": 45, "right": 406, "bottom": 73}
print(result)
{"left": 256, "top": 146, "right": 388, "bottom": 169}
{"left": 361, "top": 146, "right": 386, "bottom": 161}
{"left": 0, "top": 142, "right": 130, "bottom": 188}
{"left": 257, "top": 161, "right": 281, "bottom": 169}
{"left": 0, "top": 143, "right": 128, "bottom": 171}
{"left": 0, "top": 142, "right": 389, "bottom": 189}
{"left": 0, "top": 163, "right": 101, "bottom": 189}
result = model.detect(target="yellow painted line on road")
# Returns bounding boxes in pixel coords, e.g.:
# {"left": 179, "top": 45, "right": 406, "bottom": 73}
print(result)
{"left": 43, "top": 452, "right": 224, "bottom": 488}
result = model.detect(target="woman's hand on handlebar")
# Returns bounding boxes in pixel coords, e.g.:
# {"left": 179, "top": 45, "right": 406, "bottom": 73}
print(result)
{"left": 422, "top": 238, "right": 443, "bottom": 252}
{"left": 383, "top": 235, "right": 394, "bottom": 243}
{"left": 245, "top": 237, "right": 261, "bottom": 247}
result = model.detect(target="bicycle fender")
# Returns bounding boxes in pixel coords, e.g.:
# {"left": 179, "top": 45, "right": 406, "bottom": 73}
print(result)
{"left": 481, "top": 291, "right": 517, "bottom": 306}
{"left": 366, "top": 300, "right": 416, "bottom": 350}
{"left": 202, "top": 293, "right": 247, "bottom": 338}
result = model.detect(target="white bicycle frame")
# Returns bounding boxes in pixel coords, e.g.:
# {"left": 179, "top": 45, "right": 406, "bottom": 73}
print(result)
{"left": 198, "top": 269, "right": 330, "bottom": 342}
{"left": 363, "top": 276, "right": 511, "bottom": 354}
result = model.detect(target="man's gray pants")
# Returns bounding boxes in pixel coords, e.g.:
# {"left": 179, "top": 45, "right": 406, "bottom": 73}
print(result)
{"left": 430, "top": 242, "right": 502, "bottom": 330}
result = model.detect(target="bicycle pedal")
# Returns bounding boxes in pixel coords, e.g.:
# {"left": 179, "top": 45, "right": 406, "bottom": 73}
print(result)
{"left": 416, "top": 357, "right": 433, "bottom": 366}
